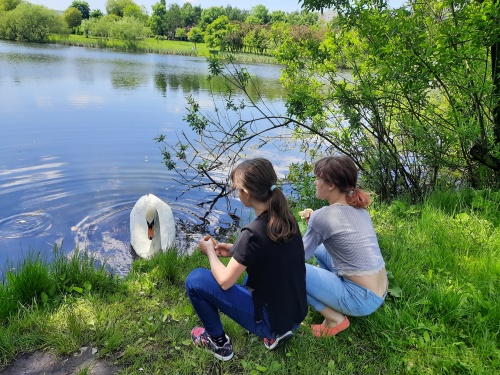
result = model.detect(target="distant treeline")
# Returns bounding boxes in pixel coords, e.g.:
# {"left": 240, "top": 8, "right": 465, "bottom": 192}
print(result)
{"left": 0, "top": 0, "right": 329, "bottom": 54}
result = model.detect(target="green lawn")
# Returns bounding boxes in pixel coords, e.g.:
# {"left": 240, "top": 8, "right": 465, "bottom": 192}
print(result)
{"left": 1, "top": 189, "right": 499, "bottom": 374}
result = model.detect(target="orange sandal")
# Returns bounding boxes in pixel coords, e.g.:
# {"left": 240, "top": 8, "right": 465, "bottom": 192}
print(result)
{"left": 311, "top": 316, "right": 350, "bottom": 337}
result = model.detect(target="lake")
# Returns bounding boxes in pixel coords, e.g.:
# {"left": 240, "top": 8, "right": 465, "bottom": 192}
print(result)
{"left": 0, "top": 40, "right": 292, "bottom": 276}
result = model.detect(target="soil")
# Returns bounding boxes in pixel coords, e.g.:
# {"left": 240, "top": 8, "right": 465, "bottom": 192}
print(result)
{"left": 0, "top": 347, "right": 121, "bottom": 375}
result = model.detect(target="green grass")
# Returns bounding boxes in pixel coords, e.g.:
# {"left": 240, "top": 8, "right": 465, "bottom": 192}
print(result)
{"left": 0, "top": 189, "right": 499, "bottom": 374}
{"left": 48, "top": 34, "right": 277, "bottom": 64}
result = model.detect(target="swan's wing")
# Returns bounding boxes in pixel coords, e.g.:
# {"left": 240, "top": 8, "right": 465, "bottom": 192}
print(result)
{"left": 157, "top": 201, "right": 176, "bottom": 249}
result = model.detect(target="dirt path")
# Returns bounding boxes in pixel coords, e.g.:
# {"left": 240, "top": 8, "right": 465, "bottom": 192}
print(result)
{"left": 0, "top": 347, "right": 120, "bottom": 375}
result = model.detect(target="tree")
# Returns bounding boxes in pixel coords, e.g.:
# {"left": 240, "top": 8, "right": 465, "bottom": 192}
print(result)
{"left": 225, "top": 5, "right": 249, "bottom": 22}
{"left": 83, "top": 14, "right": 120, "bottom": 39}
{"left": 199, "top": 6, "right": 225, "bottom": 30}
{"left": 164, "top": 3, "right": 183, "bottom": 37}
{"left": 187, "top": 26, "right": 204, "bottom": 49}
{"left": 181, "top": 2, "right": 201, "bottom": 27}
{"left": 110, "top": 16, "right": 146, "bottom": 49}
{"left": 243, "top": 26, "right": 268, "bottom": 54}
{"left": 225, "top": 22, "right": 244, "bottom": 52}
{"left": 156, "top": 0, "right": 500, "bottom": 208}
{"left": 245, "top": 4, "right": 269, "bottom": 25}
{"left": 287, "top": 10, "right": 318, "bottom": 26}
{"left": 204, "top": 15, "right": 233, "bottom": 50}
{"left": 90, "top": 9, "right": 103, "bottom": 18}
{"left": 106, "top": 0, "right": 135, "bottom": 17}
{"left": 123, "top": 3, "right": 148, "bottom": 23}
{"left": 149, "top": 1, "right": 167, "bottom": 36}
{"left": 175, "top": 27, "right": 186, "bottom": 41}
{"left": 0, "top": 3, "right": 68, "bottom": 42}
{"left": 64, "top": 7, "right": 83, "bottom": 29}
{"left": 70, "top": 1, "right": 90, "bottom": 19}
{"left": 63, "top": 7, "right": 82, "bottom": 28}
{"left": 269, "top": 10, "right": 287, "bottom": 24}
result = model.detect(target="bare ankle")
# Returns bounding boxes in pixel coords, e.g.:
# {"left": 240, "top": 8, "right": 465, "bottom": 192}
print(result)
{"left": 323, "top": 317, "right": 344, "bottom": 328}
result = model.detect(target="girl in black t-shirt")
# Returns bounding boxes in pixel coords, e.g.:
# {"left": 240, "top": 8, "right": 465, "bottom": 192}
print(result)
{"left": 185, "top": 158, "right": 307, "bottom": 361}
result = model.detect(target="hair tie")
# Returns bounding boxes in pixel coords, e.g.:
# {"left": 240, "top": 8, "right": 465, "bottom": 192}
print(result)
{"left": 270, "top": 184, "right": 277, "bottom": 192}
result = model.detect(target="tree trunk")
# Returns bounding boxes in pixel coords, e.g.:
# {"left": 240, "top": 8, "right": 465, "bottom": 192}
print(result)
{"left": 469, "top": 42, "right": 500, "bottom": 172}
{"left": 492, "top": 41, "right": 500, "bottom": 144}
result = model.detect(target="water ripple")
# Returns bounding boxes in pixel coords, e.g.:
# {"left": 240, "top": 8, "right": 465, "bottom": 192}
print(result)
{"left": 0, "top": 211, "right": 54, "bottom": 239}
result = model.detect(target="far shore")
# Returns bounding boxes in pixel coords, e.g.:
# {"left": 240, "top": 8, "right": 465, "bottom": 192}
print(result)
{"left": 47, "top": 34, "right": 278, "bottom": 65}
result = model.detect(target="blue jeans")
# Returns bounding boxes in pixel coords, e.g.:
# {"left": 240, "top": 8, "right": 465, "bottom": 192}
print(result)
{"left": 306, "top": 245, "right": 387, "bottom": 317}
{"left": 185, "top": 268, "right": 297, "bottom": 339}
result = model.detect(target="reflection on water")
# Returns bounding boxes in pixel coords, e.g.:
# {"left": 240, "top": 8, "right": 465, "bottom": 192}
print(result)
{"left": 0, "top": 40, "right": 289, "bottom": 276}
{"left": 111, "top": 70, "right": 148, "bottom": 89}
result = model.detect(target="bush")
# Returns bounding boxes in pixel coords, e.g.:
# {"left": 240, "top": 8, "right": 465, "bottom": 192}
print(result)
{"left": 0, "top": 3, "right": 68, "bottom": 42}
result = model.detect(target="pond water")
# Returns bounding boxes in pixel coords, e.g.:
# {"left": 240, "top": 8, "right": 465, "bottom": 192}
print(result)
{"left": 0, "top": 40, "right": 292, "bottom": 276}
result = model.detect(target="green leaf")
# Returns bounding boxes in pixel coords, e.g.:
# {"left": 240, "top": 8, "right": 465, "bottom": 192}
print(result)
{"left": 83, "top": 281, "right": 92, "bottom": 291}
{"left": 388, "top": 285, "right": 402, "bottom": 298}
{"left": 69, "top": 285, "right": 83, "bottom": 294}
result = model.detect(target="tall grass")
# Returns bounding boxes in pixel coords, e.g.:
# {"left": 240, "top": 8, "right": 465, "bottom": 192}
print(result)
{"left": 371, "top": 189, "right": 499, "bottom": 374}
{"left": 0, "top": 246, "right": 119, "bottom": 321}
{"left": 0, "top": 189, "right": 498, "bottom": 374}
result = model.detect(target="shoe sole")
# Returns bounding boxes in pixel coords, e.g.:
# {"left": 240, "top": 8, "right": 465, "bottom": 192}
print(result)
{"left": 265, "top": 331, "right": 293, "bottom": 351}
{"left": 212, "top": 351, "right": 234, "bottom": 361}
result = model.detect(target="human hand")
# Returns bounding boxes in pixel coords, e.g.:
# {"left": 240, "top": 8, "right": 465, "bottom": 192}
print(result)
{"left": 214, "top": 242, "right": 233, "bottom": 258}
{"left": 198, "top": 235, "right": 217, "bottom": 256}
{"left": 299, "top": 208, "right": 313, "bottom": 224}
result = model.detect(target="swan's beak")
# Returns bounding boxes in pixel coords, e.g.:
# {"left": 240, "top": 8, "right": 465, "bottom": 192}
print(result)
{"left": 147, "top": 219, "right": 155, "bottom": 240}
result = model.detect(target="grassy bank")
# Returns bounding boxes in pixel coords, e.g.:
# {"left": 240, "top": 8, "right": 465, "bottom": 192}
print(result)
{"left": 48, "top": 34, "right": 277, "bottom": 64}
{"left": 0, "top": 189, "right": 499, "bottom": 374}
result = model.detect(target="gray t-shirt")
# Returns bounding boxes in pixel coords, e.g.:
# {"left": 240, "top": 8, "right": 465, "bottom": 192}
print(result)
{"left": 303, "top": 205, "right": 385, "bottom": 276}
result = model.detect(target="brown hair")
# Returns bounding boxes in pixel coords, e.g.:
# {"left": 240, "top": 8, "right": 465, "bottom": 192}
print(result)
{"left": 231, "top": 158, "right": 299, "bottom": 242}
{"left": 314, "top": 155, "right": 371, "bottom": 208}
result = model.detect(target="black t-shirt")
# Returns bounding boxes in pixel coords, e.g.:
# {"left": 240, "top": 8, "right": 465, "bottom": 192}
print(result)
{"left": 231, "top": 212, "right": 308, "bottom": 335}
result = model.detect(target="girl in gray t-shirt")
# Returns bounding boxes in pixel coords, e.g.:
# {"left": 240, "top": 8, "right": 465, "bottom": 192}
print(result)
{"left": 302, "top": 155, "right": 388, "bottom": 337}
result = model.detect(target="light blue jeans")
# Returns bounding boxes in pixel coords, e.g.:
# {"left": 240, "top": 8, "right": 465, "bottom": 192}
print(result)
{"left": 306, "top": 245, "right": 387, "bottom": 317}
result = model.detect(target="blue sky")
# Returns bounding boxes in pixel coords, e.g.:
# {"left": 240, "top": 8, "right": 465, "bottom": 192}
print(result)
{"left": 28, "top": 0, "right": 405, "bottom": 13}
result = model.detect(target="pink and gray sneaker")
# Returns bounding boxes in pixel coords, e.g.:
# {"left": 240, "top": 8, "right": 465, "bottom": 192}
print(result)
{"left": 190, "top": 327, "right": 234, "bottom": 361}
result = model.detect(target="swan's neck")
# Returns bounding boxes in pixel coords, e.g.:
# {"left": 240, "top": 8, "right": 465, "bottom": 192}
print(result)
{"left": 149, "top": 209, "right": 161, "bottom": 252}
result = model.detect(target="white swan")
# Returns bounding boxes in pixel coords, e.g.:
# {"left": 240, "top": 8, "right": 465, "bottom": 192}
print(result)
{"left": 130, "top": 194, "right": 176, "bottom": 259}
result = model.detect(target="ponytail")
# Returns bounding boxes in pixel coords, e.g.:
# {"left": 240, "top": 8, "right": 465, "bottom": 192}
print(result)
{"left": 346, "top": 187, "right": 371, "bottom": 209}
{"left": 267, "top": 187, "right": 299, "bottom": 242}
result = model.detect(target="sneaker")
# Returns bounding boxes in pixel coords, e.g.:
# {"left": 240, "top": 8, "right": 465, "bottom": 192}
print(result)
{"left": 264, "top": 330, "right": 293, "bottom": 350}
{"left": 190, "top": 327, "right": 234, "bottom": 361}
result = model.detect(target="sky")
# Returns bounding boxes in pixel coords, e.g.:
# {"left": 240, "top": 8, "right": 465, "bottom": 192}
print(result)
{"left": 28, "top": 0, "right": 308, "bottom": 13}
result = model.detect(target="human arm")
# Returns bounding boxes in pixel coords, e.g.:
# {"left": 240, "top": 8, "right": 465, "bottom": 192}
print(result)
{"left": 302, "top": 212, "right": 325, "bottom": 260}
{"left": 198, "top": 236, "right": 246, "bottom": 290}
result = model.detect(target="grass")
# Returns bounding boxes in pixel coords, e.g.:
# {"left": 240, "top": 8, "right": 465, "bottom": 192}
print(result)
{"left": 0, "top": 189, "right": 499, "bottom": 374}
{"left": 47, "top": 34, "right": 277, "bottom": 64}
